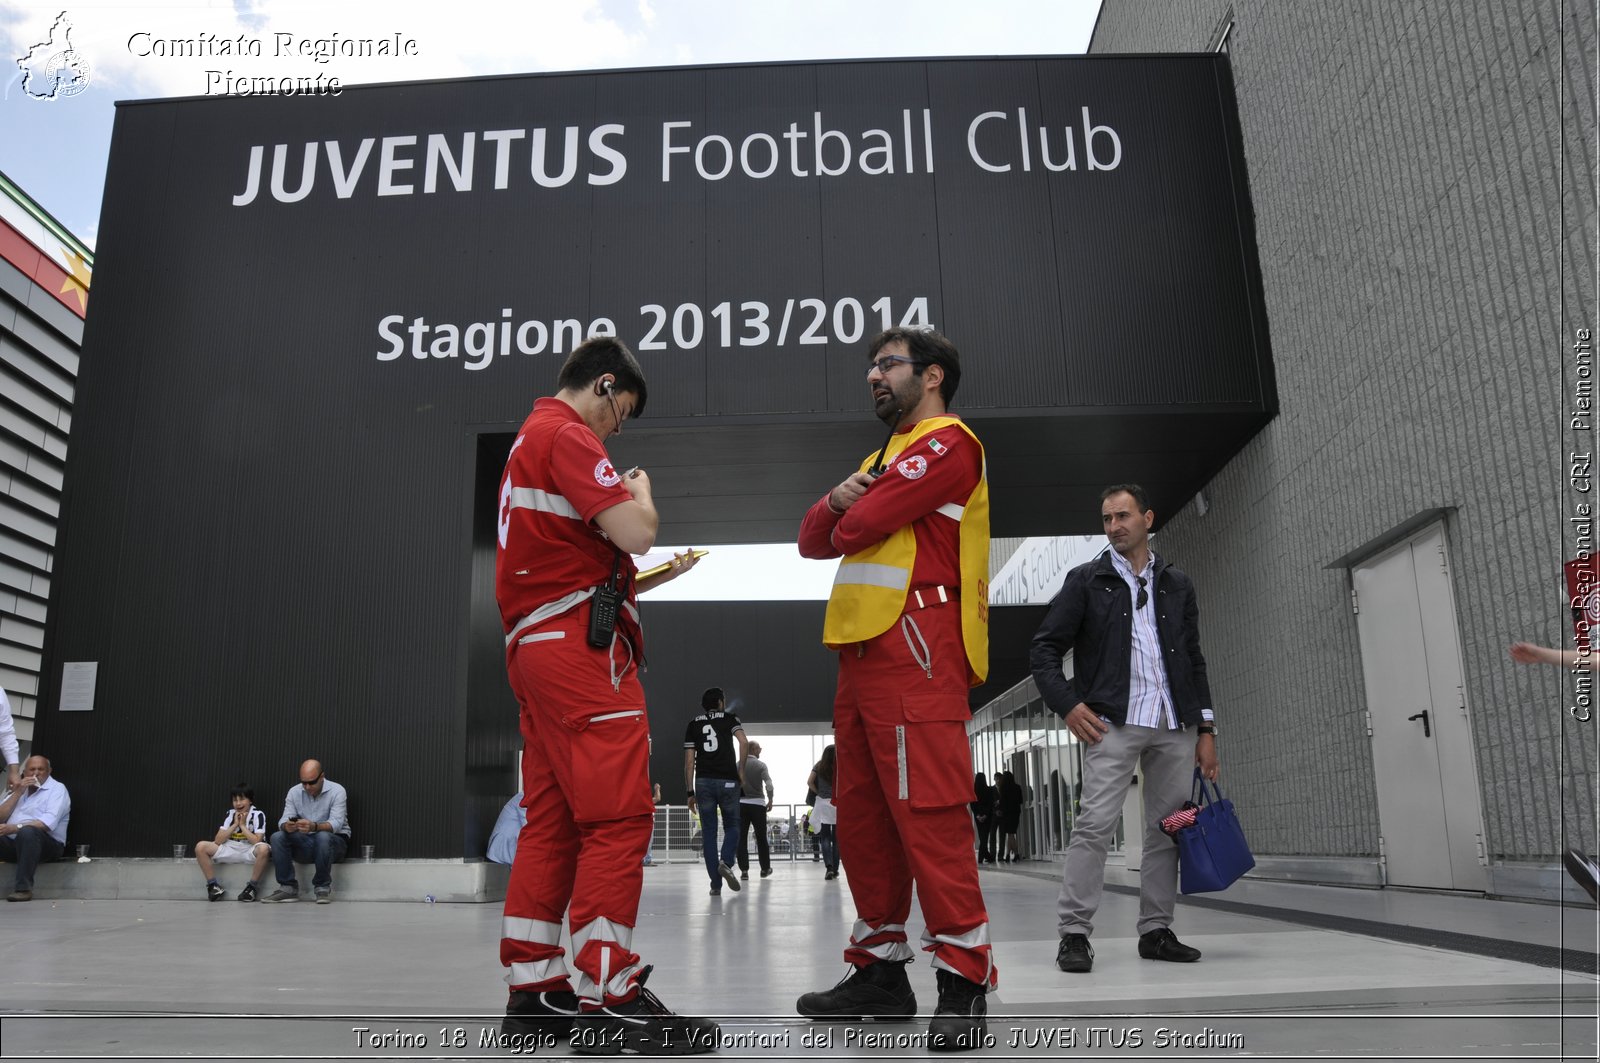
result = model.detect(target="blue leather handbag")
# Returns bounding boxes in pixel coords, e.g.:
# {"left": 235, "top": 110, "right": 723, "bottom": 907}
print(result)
{"left": 1176, "top": 768, "right": 1255, "bottom": 894}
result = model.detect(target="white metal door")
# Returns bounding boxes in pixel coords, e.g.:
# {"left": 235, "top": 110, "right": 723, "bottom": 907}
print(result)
{"left": 1353, "top": 523, "right": 1487, "bottom": 890}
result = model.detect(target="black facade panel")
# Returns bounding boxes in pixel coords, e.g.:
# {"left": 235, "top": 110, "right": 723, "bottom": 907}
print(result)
{"left": 586, "top": 69, "right": 714, "bottom": 422}
{"left": 700, "top": 65, "right": 827, "bottom": 417}
{"left": 1033, "top": 60, "right": 1268, "bottom": 406}
{"left": 47, "top": 55, "right": 1274, "bottom": 856}
{"left": 811, "top": 62, "right": 946, "bottom": 414}
{"left": 927, "top": 61, "right": 1069, "bottom": 409}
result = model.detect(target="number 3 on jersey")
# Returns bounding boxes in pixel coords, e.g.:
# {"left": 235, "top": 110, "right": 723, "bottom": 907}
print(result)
{"left": 700, "top": 724, "right": 718, "bottom": 753}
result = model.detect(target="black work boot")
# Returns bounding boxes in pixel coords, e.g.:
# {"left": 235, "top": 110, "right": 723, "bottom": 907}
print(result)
{"left": 570, "top": 965, "right": 718, "bottom": 1055}
{"left": 502, "top": 987, "right": 581, "bottom": 1041}
{"left": 796, "top": 959, "right": 917, "bottom": 1021}
{"left": 927, "top": 969, "right": 988, "bottom": 1052}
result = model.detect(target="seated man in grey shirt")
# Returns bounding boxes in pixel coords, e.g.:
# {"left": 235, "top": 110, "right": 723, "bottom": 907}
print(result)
{"left": 264, "top": 759, "right": 351, "bottom": 903}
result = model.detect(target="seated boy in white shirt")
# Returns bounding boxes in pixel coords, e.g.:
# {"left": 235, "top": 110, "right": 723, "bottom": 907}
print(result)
{"left": 196, "top": 783, "right": 270, "bottom": 902}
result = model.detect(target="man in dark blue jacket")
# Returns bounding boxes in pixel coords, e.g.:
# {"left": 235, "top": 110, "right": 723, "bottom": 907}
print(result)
{"left": 1030, "top": 484, "right": 1219, "bottom": 974}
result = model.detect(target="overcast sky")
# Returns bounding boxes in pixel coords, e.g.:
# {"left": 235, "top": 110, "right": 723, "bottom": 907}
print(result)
{"left": 0, "top": 0, "right": 1102, "bottom": 602}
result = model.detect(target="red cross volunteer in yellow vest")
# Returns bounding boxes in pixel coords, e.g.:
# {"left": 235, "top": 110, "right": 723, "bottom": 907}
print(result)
{"left": 795, "top": 326, "right": 995, "bottom": 1052}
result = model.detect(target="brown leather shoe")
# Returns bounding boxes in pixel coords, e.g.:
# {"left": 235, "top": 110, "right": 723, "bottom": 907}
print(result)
{"left": 6, "top": 890, "right": 33, "bottom": 902}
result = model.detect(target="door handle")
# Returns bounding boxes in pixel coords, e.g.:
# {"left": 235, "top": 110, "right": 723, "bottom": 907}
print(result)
{"left": 1406, "top": 710, "right": 1431, "bottom": 738}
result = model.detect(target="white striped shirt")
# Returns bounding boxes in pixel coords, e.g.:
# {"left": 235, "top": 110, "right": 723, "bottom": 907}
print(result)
{"left": 1109, "top": 548, "right": 1177, "bottom": 730}
{"left": 218, "top": 805, "right": 267, "bottom": 841}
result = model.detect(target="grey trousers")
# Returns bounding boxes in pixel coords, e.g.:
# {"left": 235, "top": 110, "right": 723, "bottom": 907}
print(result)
{"left": 1056, "top": 722, "right": 1195, "bottom": 938}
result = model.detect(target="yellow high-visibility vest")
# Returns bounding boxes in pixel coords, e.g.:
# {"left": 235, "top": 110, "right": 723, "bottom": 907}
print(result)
{"left": 822, "top": 415, "right": 989, "bottom": 686}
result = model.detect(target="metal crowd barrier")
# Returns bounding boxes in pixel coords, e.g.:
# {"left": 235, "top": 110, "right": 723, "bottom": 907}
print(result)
{"left": 648, "top": 802, "right": 824, "bottom": 864}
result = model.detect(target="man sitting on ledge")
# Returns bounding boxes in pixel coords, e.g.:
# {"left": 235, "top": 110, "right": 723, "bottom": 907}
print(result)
{"left": 264, "top": 759, "right": 350, "bottom": 904}
{"left": 0, "top": 755, "right": 71, "bottom": 902}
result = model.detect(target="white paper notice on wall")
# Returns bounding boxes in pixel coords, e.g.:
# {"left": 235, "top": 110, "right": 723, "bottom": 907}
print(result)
{"left": 60, "top": 662, "right": 98, "bottom": 712}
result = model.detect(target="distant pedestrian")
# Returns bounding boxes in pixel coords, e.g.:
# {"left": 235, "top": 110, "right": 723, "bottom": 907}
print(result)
{"left": 684, "top": 687, "right": 747, "bottom": 896}
{"left": 997, "top": 772, "right": 1022, "bottom": 863}
{"left": 971, "top": 773, "right": 997, "bottom": 864}
{"left": 807, "top": 745, "right": 839, "bottom": 880}
{"left": 737, "top": 741, "right": 776, "bottom": 880}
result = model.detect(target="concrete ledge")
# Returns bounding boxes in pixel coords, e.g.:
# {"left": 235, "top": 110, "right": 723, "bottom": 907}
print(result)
{"left": 22, "top": 859, "right": 511, "bottom": 902}
{"left": 1245, "top": 855, "right": 1385, "bottom": 888}
{"left": 1244, "top": 856, "right": 1595, "bottom": 906}
{"left": 1486, "top": 861, "right": 1597, "bottom": 905}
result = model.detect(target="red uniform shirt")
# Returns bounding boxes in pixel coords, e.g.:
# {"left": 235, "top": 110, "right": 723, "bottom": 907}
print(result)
{"left": 797, "top": 419, "right": 981, "bottom": 594}
{"left": 496, "top": 398, "right": 639, "bottom": 640}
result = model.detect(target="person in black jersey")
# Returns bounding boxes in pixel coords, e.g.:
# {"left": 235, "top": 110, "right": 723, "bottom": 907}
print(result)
{"left": 683, "top": 687, "right": 748, "bottom": 896}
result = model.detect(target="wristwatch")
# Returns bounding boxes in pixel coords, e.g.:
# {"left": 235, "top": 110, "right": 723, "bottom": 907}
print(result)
{"left": 1197, "top": 723, "right": 1218, "bottom": 736}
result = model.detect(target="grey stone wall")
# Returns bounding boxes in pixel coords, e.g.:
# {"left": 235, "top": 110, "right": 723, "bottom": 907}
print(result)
{"left": 1090, "top": 1, "right": 1596, "bottom": 862}
{"left": 0, "top": 197, "right": 84, "bottom": 758}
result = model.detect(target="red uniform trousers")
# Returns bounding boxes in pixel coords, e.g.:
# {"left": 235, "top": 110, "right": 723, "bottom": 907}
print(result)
{"left": 832, "top": 600, "right": 998, "bottom": 989}
{"left": 500, "top": 609, "right": 655, "bottom": 1008}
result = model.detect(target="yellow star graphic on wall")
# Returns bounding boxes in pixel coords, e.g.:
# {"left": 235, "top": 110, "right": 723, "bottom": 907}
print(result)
{"left": 59, "top": 247, "right": 90, "bottom": 313}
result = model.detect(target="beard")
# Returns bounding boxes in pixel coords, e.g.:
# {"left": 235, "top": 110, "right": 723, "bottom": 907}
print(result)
{"left": 872, "top": 374, "right": 920, "bottom": 425}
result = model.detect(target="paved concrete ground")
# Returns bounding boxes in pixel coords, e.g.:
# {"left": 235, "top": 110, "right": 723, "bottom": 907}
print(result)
{"left": 0, "top": 859, "right": 1594, "bottom": 1061}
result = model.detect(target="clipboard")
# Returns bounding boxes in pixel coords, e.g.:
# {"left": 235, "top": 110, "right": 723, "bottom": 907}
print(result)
{"left": 637, "top": 550, "right": 709, "bottom": 580}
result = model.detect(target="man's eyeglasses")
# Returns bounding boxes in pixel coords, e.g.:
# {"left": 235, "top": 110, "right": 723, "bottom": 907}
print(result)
{"left": 1135, "top": 576, "right": 1148, "bottom": 610}
{"left": 301, "top": 775, "right": 323, "bottom": 789}
{"left": 865, "top": 355, "right": 927, "bottom": 377}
